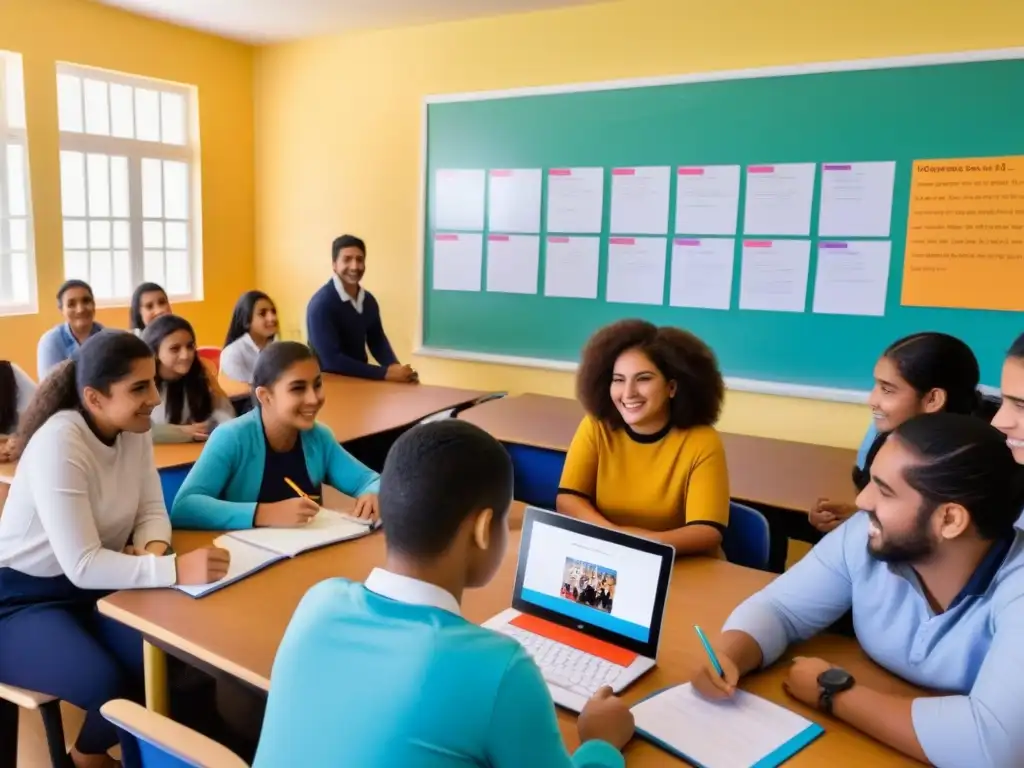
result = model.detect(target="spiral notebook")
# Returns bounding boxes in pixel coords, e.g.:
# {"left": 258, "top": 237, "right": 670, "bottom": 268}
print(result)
{"left": 176, "top": 509, "right": 381, "bottom": 598}
{"left": 630, "top": 683, "right": 824, "bottom": 767}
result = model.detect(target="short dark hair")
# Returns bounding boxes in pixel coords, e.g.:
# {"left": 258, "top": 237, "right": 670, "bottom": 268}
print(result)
{"left": 576, "top": 319, "right": 723, "bottom": 429}
{"left": 894, "top": 412, "right": 1024, "bottom": 540}
{"left": 142, "top": 314, "right": 214, "bottom": 424}
{"left": 56, "top": 279, "right": 93, "bottom": 307}
{"left": 379, "top": 420, "right": 513, "bottom": 558}
{"left": 331, "top": 234, "right": 366, "bottom": 263}
{"left": 17, "top": 331, "right": 153, "bottom": 448}
{"left": 128, "top": 282, "right": 168, "bottom": 331}
{"left": 224, "top": 290, "right": 275, "bottom": 348}
{"left": 1009, "top": 332, "right": 1024, "bottom": 360}
{"left": 252, "top": 341, "right": 318, "bottom": 391}
{"left": 883, "top": 332, "right": 980, "bottom": 415}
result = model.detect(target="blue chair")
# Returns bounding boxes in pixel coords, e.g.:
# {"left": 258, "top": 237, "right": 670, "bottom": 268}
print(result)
{"left": 101, "top": 699, "right": 248, "bottom": 768}
{"left": 722, "top": 501, "right": 771, "bottom": 571}
{"left": 159, "top": 466, "right": 191, "bottom": 509}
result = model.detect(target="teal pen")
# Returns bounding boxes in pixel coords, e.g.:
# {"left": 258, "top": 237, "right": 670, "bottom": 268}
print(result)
{"left": 694, "top": 625, "right": 724, "bottom": 677}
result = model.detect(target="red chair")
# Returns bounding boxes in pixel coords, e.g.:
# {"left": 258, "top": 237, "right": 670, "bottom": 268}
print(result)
{"left": 197, "top": 346, "right": 222, "bottom": 373}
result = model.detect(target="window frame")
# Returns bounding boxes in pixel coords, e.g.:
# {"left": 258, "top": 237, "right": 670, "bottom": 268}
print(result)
{"left": 0, "top": 51, "right": 38, "bottom": 317}
{"left": 56, "top": 62, "right": 204, "bottom": 307}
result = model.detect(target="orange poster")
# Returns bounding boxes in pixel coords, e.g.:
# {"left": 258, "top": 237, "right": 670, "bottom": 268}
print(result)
{"left": 901, "top": 156, "right": 1024, "bottom": 312}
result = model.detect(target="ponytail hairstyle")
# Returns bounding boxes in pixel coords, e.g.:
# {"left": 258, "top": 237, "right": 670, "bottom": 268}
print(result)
{"left": 142, "top": 315, "right": 213, "bottom": 425}
{"left": 251, "top": 341, "right": 319, "bottom": 405}
{"left": 883, "top": 332, "right": 982, "bottom": 416}
{"left": 129, "top": 282, "right": 170, "bottom": 332}
{"left": 224, "top": 290, "right": 275, "bottom": 348}
{"left": 893, "top": 412, "right": 1024, "bottom": 540}
{"left": 14, "top": 331, "right": 154, "bottom": 452}
{"left": 0, "top": 362, "right": 17, "bottom": 434}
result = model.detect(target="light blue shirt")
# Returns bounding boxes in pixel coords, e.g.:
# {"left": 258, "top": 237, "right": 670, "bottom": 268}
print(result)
{"left": 855, "top": 423, "right": 878, "bottom": 470}
{"left": 723, "top": 512, "right": 1024, "bottom": 768}
{"left": 253, "top": 570, "right": 623, "bottom": 768}
{"left": 36, "top": 322, "right": 104, "bottom": 380}
{"left": 170, "top": 409, "right": 379, "bottom": 530}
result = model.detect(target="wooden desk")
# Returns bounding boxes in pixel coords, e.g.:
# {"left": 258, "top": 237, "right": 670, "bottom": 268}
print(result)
{"left": 461, "top": 394, "right": 858, "bottom": 511}
{"left": 0, "top": 377, "right": 490, "bottom": 482}
{"left": 99, "top": 505, "right": 918, "bottom": 766}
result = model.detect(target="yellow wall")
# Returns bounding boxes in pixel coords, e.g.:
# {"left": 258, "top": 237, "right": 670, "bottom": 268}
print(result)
{"left": 0, "top": 0, "right": 254, "bottom": 372}
{"left": 254, "top": 0, "right": 1023, "bottom": 449}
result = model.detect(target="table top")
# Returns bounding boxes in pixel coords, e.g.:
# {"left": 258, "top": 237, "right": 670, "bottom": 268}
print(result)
{"left": 0, "top": 376, "right": 490, "bottom": 480}
{"left": 460, "top": 394, "right": 859, "bottom": 511}
{"left": 99, "top": 504, "right": 918, "bottom": 766}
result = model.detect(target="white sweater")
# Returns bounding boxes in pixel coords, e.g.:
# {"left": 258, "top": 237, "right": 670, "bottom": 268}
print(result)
{"left": 0, "top": 410, "right": 177, "bottom": 589}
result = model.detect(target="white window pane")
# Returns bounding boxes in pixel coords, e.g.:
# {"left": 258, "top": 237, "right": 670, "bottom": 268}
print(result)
{"left": 89, "top": 220, "right": 111, "bottom": 249}
{"left": 163, "top": 161, "right": 188, "bottom": 220}
{"left": 5, "top": 144, "right": 26, "bottom": 217}
{"left": 135, "top": 88, "right": 160, "bottom": 142}
{"left": 110, "top": 84, "right": 134, "bottom": 139}
{"left": 113, "top": 220, "right": 130, "bottom": 249}
{"left": 165, "top": 221, "right": 187, "bottom": 250}
{"left": 143, "top": 220, "right": 163, "bottom": 248}
{"left": 110, "top": 156, "right": 129, "bottom": 218}
{"left": 9, "top": 219, "right": 27, "bottom": 252}
{"left": 160, "top": 91, "right": 186, "bottom": 145}
{"left": 83, "top": 78, "right": 110, "bottom": 136}
{"left": 144, "top": 250, "right": 165, "bottom": 285}
{"left": 86, "top": 153, "right": 110, "bottom": 217}
{"left": 141, "top": 158, "right": 162, "bottom": 218}
{"left": 4, "top": 55, "right": 26, "bottom": 130}
{"left": 90, "top": 250, "right": 113, "bottom": 298}
{"left": 57, "top": 74, "right": 83, "bottom": 133}
{"left": 65, "top": 250, "right": 89, "bottom": 281}
{"left": 60, "top": 151, "right": 86, "bottom": 217}
{"left": 165, "top": 251, "right": 190, "bottom": 295}
{"left": 113, "top": 251, "right": 131, "bottom": 298}
{"left": 10, "top": 252, "right": 29, "bottom": 304}
{"left": 64, "top": 219, "right": 87, "bottom": 249}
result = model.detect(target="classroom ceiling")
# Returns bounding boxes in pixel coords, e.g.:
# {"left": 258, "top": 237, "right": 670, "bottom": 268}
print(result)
{"left": 94, "top": 0, "right": 608, "bottom": 43}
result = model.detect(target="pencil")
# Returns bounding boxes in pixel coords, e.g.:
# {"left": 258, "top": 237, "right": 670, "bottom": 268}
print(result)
{"left": 284, "top": 477, "right": 319, "bottom": 501}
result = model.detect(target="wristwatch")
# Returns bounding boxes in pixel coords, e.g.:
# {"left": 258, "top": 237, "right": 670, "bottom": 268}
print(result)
{"left": 817, "top": 667, "right": 855, "bottom": 715}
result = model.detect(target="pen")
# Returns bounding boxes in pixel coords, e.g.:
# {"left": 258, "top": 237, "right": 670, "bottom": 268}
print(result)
{"left": 694, "top": 625, "right": 724, "bottom": 677}
{"left": 284, "top": 477, "right": 319, "bottom": 501}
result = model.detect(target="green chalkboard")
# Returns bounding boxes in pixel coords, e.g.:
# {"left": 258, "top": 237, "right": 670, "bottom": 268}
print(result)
{"left": 421, "top": 53, "right": 1024, "bottom": 397}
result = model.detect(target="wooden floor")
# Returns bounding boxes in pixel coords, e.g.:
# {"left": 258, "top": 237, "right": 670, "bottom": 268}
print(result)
{"left": 17, "top": 703, "right": 84, "bottom": 767}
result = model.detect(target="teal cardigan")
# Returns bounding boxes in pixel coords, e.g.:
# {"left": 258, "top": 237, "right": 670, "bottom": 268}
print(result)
{"left": 171, "top": 409, "right": 380, "bottom": 530}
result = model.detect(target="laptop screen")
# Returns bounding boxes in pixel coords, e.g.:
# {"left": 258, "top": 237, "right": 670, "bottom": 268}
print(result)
{"left": 512, "top": 507, "right": 674, "bottom": 658}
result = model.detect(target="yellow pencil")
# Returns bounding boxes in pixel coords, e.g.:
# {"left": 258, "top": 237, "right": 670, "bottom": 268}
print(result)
{"left": 284, "top": 477, "right": 319, "bottom": 501}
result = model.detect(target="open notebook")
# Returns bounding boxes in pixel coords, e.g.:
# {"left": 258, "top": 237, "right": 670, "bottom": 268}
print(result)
{"left": 631, "top": 683, "right": 824, "bottom": 768}
{"left": 176, "top": 509, "right": 381, "bottom": 598}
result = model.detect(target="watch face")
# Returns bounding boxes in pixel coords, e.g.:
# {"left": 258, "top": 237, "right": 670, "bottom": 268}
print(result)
{"left": 819, "top": 668, "right": 853, "bottom": 689}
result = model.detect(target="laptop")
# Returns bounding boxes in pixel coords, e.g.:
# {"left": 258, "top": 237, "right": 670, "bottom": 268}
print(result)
{"left": 484, "top": 506, "right": 675, "bottom": 713}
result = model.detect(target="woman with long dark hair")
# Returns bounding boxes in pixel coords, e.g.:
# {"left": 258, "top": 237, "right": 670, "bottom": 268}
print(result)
{"left": 220, "top": 291, "right": 278, "bottom": 385}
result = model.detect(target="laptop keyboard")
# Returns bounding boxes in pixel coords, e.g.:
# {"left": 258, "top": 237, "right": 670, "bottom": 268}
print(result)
{"left": 499, "top": 625, "right": 625, "bottom": 698}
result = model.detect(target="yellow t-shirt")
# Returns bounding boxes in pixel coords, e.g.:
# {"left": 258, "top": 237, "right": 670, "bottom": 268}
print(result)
{"left": 558, "top": 416, "right": 730, "bottom": 533}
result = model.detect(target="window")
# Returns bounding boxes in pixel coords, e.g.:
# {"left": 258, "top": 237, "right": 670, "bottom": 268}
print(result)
{"left": 0, "top": 51, "right": 36, "bottom": 314}
{"left": 57, "top": 64, "right": 202, "bottom": 303}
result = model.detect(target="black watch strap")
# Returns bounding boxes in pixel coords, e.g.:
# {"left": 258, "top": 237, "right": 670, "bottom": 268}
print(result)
{"left": 819, "top": 689, "right": 835, "bottom": 715}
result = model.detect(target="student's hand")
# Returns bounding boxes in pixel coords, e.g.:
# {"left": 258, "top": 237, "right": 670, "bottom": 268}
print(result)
{"left": 783, "top": 657, "right": 833, "bottom": 709}
{"left": 254, "top": 497, "right": 320, "bottom": 527}
{"left": 175, "top": 546, "right": 231, "bottom": 585}
{"left": 352, "top": 493, "right": 379, "bottom": 521}
{"left": 691, "top": 646, "right": 741, "bottom": 701}
{"left": 577, "top": 686, "right": 635, "bottom": 751}
{"left": 810, "top": 499, "right": 855, "bottom": 533}
{"left": 181, "top": 423, "right": 211, "bottom": 442}
{"left": 385, "top": 364, "right": 417, "bottom": 383}
{"left": 0, "top": 436, "right": 19, "bottom": 462}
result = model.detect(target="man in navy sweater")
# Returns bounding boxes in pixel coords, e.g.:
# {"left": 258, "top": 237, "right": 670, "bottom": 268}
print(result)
{"left": 306, "top": 235, "right": 418, "bottom": 382}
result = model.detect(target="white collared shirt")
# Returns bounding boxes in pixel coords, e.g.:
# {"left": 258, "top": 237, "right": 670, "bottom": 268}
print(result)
{"left": 220, "top": 333, "right": 261, "bottom": 384}
{"left": 364, "top": 567, "right": 461, "bottom": 615}
{"left": 332, "top": 274, "right": 365, "bottom": 314}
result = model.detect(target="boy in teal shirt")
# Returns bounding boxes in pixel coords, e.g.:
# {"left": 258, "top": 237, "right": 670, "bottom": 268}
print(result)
{"left": 254, "top": 420, "right": 633, "bottom": 767}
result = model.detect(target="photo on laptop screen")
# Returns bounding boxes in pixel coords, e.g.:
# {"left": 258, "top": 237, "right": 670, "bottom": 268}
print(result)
{"left": 513, "top": 509, "right": 674, "bottom": 657}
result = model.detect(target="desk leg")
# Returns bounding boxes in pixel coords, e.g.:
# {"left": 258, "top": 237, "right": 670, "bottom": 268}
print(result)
{"left": 143, "top": 640, "right": 170, "bottom": 715}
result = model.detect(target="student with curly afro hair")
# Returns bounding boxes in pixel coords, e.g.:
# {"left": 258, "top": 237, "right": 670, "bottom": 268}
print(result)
{"left": 556, "top": 319, "right": 729, "bottom": 557}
